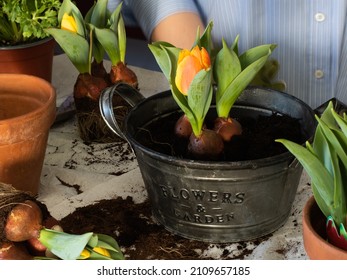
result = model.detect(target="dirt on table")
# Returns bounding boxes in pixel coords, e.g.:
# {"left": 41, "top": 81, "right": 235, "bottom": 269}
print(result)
{"left": 60, "top": 196, "right": 271, "bottom": 260}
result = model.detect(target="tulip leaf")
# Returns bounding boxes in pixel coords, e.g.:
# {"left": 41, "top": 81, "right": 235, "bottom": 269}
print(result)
{"left": 94, "top": 1, "right": 126, "bottom": 62}
{"left": 230, "top": 35, "right": 239, "bottom": 55}
{"left": 188, "top": 69, "right": 213, "bottom": 134}
{"left": 276, "top": 139, "right": 335, "bottom": 219}
{"left": 312, "top": 126, "right": 334, "bottom": 175}
{"left": 109, "top": 2, "right": 123, "bottom": 32}
{"left": 85, "top": 234, "right": 124, "bottom": 260}
{"left": 148, "top": 43, "right": 172, "bottom": 81}
{"left": 118, "top": 16, "right": 126, "bottom": 63}
{"left": 239, "top": 44, "right": 277, "bottom": 69}
{"left": 316, "top": 116, "right": 347, "bottom": 169}
{"left": 217, "top": 53, "right": 271, "bottom": 118}
{"left": 214, "top": 39, "right": 241, "bottom": 103}
{"left": 194, "top": 21, "right": 213, "bottom": 53}
{"left": 278, "top": 102, "right": 347, "bottom": 230}
{"left": 89, "top": 0, "right": 108, "bottom": 28}
{"left": 96, "top": 234, "right": 122, "bottom": 253}
{"left": 45, "top": 28, "right": 90, "bottom": 73}
{"left": 94, "top": 27, "right": 120, "bottom": 65}
{"left": 332, "top": 109, "right": 347, "bottom": 137}
{"left": 84, "top": 2, "right": 95, "bottom": 23}
{"left": 87, "top": 24, "right": 104, "bottom": 63}
{"left": 39, "top": 229, "right": 93, "bottom": 260}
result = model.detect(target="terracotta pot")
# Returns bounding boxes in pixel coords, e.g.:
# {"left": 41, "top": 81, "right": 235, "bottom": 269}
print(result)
{"left": 0, "top": 74, "right": 56, "bottom": 195}
{"left": 302, "top": 196, "right": 347, "bottom": 259}
{"left": 0, "top": 38, "right": 55, "bottom": 82}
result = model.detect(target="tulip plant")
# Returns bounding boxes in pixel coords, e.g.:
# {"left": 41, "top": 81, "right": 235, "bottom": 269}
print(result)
{"left": 38, "top": 230, "right": 124, "bottom": 260}
{"left": 45, "top": 0, "right": 137, "bottom": 142}
{"left": 277, "top": 101, "right": 347, "bottom": 251}
{"left": 0, "top": 183, "right": 124, "bottom": 260}
{"left": 46, "top": 0, "right": 125, "bottom": 76}
{"left": 149, "top": 22, "right": 276, "bottom": 160}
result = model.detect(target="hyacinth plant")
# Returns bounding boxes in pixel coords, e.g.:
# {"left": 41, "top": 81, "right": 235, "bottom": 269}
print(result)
{"left": 45, "top": 0, "right": 137, "bottom": 142}
{"left": 149, "top": 22, "right": 276, "bottom": 160}
{"left": 277, "top": 101, "right": 347, "bottom": 251}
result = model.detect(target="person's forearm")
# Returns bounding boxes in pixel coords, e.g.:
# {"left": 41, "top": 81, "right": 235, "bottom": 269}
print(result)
{"left": 150, "top": 12, "right": 205, "bottom": 49}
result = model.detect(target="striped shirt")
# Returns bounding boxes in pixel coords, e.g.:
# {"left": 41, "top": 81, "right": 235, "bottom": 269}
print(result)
{"left": 108, "top": 0, "right": 347, "bottom": 109}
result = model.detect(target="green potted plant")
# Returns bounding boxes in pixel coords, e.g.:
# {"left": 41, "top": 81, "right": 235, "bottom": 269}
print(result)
{"left": 0, "top": 0, "right": 62, "bottom": 81}
{"left": 277, "top": 101, "right": 347, "bottom": 259}
{"left": 46, "top": 0, "right": 138, "bottom": 143}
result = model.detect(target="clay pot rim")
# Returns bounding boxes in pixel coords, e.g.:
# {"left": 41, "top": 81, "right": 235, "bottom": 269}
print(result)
{"left": 303, "top": 196, "right": 347, "bottom": 258}
{"left": 0, "top": 74, "right": 56, "bottom": 126}
{"left": 0, "top": 37, "right": 54, "bottom": 51}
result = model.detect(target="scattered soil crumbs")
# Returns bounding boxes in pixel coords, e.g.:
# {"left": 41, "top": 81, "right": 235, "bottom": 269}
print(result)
{"left": 60, "top": 197, "right": 271, "bottom": 260}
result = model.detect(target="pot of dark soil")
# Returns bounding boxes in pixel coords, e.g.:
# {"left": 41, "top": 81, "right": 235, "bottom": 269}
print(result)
{"left": 99, "top": 84, "right": 316, "bottom": 242}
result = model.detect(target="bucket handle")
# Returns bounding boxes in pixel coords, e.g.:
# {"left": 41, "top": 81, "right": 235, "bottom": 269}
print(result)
{"left": 99, "top": 82, "right": 145, "bottom": 141}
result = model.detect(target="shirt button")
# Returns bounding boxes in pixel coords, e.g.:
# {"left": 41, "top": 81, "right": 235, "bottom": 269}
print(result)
{"left": 315, "top": 13, "right": 325, "bottom": 22}
{"left": 315, "top": 69, "right": 324, "bottom": 79}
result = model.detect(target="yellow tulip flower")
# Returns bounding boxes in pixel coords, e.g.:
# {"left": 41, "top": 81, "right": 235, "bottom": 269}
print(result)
{"left": 61, "top": 13, "right": 78, "bottom": 33}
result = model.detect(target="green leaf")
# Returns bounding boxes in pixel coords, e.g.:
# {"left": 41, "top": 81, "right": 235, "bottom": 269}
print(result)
{"left": 84, "top": 2, "right": 95, "bottom": 23}
{"left": 94, "top": 27, "right": 120, "bottom": 65}
{"left": 148, "top": 43, "right": 177, "bottom": 80}
{"left": 45, "top": 28, "right": 90, "bottom": 73}
{"left": 88, "top": 24, "right": 104, "bottom": 63}
{"left": 194, "top": 21, "right": 213, "bottom": 53}
{"left": 118, "top": 16, "right": 126, "bottom": 62}
{"left": 276, "top": 139, "right": 335, "bottom": 218}
{"left": 230, "top": 35, "right": 239, "bottom": 55}
{"left": 39, "top": 229, "right": 93, "bottom": 260}
{"left": 239, "top": 44, "right": 277, "bottom": 69}
{"left": 87, "top": 234, "right": 99, "bottom": 248}
{"left": 320, "top": 101, "right": 337, "bottom": 127}
{"left": 89, "top": 0, "right": 108, "bottom": 28}
{"left": 187, "top": 69, "right": 213, "bottom": 135}
{"left": 109, "top": 2, "right": 123, "bottom": 32}
{"left": 85, "top": 234, "right": 124, "bottom": 260}
{"left": 213, "top": 39, "right": 241, "bottom": 103}
{"left": 217, "top": 53, "right": 271, "bottom": 118}
{"left": 316, "top": 116, "right": 347, "bottom": 169}
{"left": 312, "top": 126, "right": 334, "bottom": 175}
{"left": 332, "top": 109, "right": 347, "bottom": 137}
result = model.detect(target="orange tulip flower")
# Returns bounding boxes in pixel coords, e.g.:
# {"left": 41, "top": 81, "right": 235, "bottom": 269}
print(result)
{"left": 61, "top": 13, "right": 78, "bottom": 33}
{"left": 175, "top": 46, "right": 211, "bottom": 95}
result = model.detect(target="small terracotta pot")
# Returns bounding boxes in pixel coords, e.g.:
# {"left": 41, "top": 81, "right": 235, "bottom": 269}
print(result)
{"left": 0, "top": 38, "right": 55, "bottom": 82}
{"left": 0, "top": 74, "right": 56, "bottom": 195}
{"left": 302, "top": 196, "right": 347, "bottom": 259}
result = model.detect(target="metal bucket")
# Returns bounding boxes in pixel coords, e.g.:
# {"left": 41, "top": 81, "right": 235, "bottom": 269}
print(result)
{"left": 99, "top": 84, "right": 316, "bottom": 243}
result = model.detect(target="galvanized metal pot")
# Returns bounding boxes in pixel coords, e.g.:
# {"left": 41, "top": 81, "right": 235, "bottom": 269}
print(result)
{"left": 99, "top": 84, "right": 316, "bottom": 243}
